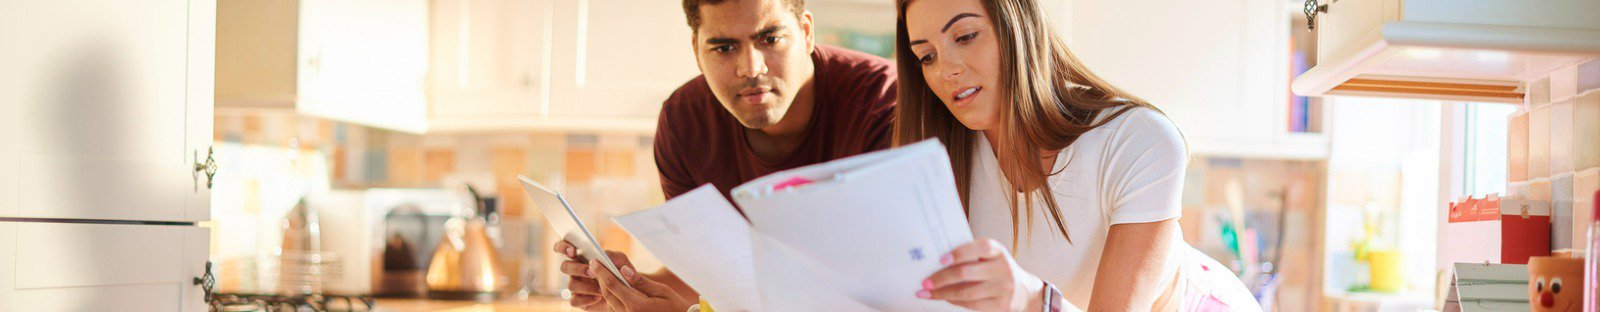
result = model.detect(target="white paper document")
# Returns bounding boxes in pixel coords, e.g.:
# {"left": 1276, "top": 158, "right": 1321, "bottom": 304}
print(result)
{"left": 612, "top": 185, "right": 764, "bottom": 311}
{"left": 614, "top": 139, "right": 972, "bottom": 311}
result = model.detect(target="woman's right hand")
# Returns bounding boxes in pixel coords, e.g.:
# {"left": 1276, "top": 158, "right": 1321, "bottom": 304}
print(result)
{"left": 920, "top": 238, "right": 1047, "bottom": 312}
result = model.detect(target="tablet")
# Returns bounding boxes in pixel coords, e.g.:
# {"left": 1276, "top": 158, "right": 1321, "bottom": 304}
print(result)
{"left": 518, "top": 175, "right": 630, "bottom": 287}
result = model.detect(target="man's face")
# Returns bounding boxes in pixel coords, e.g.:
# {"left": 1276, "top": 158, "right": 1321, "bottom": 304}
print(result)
{"left": 693, "top": 0, "right": 815, "bottom": 129}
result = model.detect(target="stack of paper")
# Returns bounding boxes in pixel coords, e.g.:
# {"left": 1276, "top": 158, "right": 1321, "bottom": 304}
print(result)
{"left": 614, "top": 139, "right": 972, "bottom": 311}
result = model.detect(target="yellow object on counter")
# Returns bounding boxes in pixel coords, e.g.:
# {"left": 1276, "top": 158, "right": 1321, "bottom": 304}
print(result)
{"left": 1368, "top": 250, "right": 1402, "bottom": 292}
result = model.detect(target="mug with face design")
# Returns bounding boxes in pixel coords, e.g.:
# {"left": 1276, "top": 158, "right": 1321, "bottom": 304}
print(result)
{"left": 1531, "top": 256, "right": 1585, "bottom": 312}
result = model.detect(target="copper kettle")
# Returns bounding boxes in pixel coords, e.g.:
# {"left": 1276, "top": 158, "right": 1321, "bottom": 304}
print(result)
{"left": 424, "top": 184, "right": 512, "bottom": 301}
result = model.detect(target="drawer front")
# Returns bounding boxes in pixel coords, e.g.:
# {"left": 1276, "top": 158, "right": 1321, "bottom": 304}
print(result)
{"left": 0, "top": 222, "right": 210, "bottom": 311}
{"left": 13, "top": 284, "right": 183, "bottom": 312}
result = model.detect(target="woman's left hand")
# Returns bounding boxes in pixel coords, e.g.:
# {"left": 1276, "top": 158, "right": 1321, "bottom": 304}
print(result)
{"left": 919, "top": 238, "right": 1045, "bottom": 312}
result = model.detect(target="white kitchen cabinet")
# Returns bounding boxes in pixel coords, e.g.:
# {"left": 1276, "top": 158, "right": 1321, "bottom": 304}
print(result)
{"left": 1054, "top": 0, "right": 1328, "bottom": 159}
{"left": 217, "top": 0, "right": 431, "bottom": 134}
{"left": 426, "top": 0, "right": 557, "bottom": 130}
{"left": 1293, "top": 0, "right": 1600, "bottom": 103}
{"left": 0, "top": 0, "right": 216, "bottom": 222}
{"left": 0, "top": 222, "right": 211, "bottom": 312}
{"left": 0, "top": 0, "right": 214, "bottom": 309}
{"left": 428, "top": 0, "right": 700, "bottom": 133}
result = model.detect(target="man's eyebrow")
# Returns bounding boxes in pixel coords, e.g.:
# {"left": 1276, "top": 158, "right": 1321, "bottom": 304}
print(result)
{"left": 942, "top": 13, "right": 980, "bottom": 32}
{"left": 705, "top": 37, "right": 739, "bottom": 45}
{"left": 702, "top": 25, "right": 787, "bottom": 45}
{"left": 751, "top": 25, "right": 787, "bottom": 40}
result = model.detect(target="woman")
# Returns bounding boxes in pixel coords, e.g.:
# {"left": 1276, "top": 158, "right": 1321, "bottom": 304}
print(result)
{"left": 894, "top": 0, "right": 1261, "bottom": 311}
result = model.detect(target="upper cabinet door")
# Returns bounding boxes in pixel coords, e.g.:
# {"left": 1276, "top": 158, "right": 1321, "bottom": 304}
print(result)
{"left": 297, "top": 0, "right": 432, "bottom": 133}
{"left": 428, "top": 0, "right": 553, "bottom": 123}
{"left": 0, "top": 0, "right": 213, "bottom": 222}
{"left": 429, "top": 0, "right": 699, "bottom": 133}
{"left": 188, "top": 0, "right": 218, "bottom": 222}
{"left": 547, "top": 0, "right": 699, "bottom": 125}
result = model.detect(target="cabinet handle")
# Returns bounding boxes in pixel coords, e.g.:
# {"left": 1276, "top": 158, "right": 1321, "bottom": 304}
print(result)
{"left": 195, "top": 261, "right": 219, "bottom": 310}
{"left": 1303, "top": 0, "right": 1335, "bottom": 31}
{"left": 194, "top": 147, "right": 218, "bottom": 190}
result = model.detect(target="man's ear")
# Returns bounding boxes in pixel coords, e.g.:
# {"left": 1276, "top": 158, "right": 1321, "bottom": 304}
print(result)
{"left": 689, "top": 34, "right": 704, "bottom": 70}
{"left": 801, "top": 10, "right": 816, "bottom": 53}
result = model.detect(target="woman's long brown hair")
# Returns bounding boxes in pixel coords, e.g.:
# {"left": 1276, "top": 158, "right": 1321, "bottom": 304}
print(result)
{"left": 892, "top": 0, "right": 1162, "bottom": 246}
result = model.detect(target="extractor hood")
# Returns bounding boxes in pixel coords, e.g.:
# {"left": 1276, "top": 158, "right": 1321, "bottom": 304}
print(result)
{"left": 1291, "top": 0, "right": 1600, "bottom": 104}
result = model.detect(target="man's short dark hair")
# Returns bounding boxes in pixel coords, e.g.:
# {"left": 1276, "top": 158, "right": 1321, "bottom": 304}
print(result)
{"left": 682, "top": 0, "right": 806, "bottom": 32}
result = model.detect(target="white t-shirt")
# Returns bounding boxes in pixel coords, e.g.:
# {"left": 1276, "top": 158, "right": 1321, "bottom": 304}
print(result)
{"left": 968, "top": 107, "right": 1257, "bottom": 310}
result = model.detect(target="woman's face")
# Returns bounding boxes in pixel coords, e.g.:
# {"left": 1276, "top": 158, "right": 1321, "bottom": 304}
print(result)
{"left": 905, "top": 0, "right": 1005, "bottom": 131}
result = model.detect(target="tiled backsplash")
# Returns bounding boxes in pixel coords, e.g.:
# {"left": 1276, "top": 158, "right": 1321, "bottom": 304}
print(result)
{"left": 214, "top": 113, "right": 665, "bottom": 218}
{"left": 212, "top": 113, "right": 670, "bottom": 293}
{"left": 1510, "top": 58, "right": 1600, "bottom": 250}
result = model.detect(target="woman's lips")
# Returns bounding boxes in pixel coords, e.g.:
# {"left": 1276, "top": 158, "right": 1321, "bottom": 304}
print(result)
{"left": 951, "top": 86, "right": 982, "bottom": 108}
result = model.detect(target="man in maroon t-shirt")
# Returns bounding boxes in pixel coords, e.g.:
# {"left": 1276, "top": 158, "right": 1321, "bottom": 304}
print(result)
{"left": 554, "top": 0, "right": 896, "bottom": 310}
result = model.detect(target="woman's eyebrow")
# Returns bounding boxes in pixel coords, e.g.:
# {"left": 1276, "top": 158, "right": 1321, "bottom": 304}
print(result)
{"left": 942, "top": 13, "right": 980, "bottom": 32}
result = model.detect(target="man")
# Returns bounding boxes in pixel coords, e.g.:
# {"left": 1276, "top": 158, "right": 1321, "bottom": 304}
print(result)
{"left": 554, "top": 0, "right": 897, "bottom": 310}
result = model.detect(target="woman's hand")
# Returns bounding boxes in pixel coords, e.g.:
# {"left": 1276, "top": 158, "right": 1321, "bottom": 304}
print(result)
{"left": 590, "top": 254, "right": 698, "bottom": 312}
{"left": 920, "top": 238, "right": 1045, "bottom": 312}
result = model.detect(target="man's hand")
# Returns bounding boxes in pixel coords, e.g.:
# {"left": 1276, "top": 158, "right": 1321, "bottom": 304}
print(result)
{"left": 590, "top": 253, "right": 697, "bottom": 312}
{"left": 556, "top": 241, "right": 611, "bottom": 311}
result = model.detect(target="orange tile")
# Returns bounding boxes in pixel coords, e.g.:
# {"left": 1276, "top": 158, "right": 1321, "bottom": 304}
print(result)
{"left": 388, "top": 146, "right": 425, "bottom": 185}
{"left": 566, "top": 149, "right": 598, "bottom": 184}
{"left": 600, "top": 150, "right": 637, "bottom": 178}
{"left": 1532, "top": 179, "right": 1552, "bottom": 201}
{"left": 331, "top": 146, "right": 346, "bottom": 181}
{"left": 492, "top": 148, "right": 529, "bottom": 216}
{"left": 424, "top": 149, "right": 455, "bottom": 182}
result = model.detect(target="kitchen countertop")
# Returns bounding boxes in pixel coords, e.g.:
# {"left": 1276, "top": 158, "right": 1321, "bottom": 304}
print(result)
{"left": 373, "top": 297, "right": 579, "bottom": 312}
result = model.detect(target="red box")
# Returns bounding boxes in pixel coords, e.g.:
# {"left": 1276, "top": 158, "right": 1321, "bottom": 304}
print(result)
{"left": 1446, "top": 194, "right": 1552, "bottom": 265}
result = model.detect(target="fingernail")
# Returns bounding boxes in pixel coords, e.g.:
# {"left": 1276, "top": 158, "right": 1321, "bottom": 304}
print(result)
{"left": 622, "top": 266, "right": 636, "bottom": 278}
{"left": 922, "top": 279, "right": 933, "bottom": 290}
{"left": 916, "top": 290, "right": 931, "bottom": 299}
{"left": 940, "top": 254, "right": 952, "bottom": 265}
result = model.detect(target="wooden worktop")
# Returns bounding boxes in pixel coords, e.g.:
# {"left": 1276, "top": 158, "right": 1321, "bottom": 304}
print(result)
{"left": 374, "top": 297, "right": 579, "bottom": 312}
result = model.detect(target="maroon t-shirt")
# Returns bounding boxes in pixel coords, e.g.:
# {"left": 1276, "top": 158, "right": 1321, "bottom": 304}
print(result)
{"left": 653, "top": 45, "right": 897, "bottom": 206}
